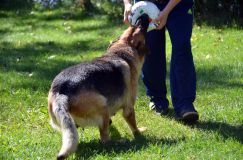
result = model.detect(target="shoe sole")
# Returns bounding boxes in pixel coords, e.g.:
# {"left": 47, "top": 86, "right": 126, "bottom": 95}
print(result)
{"left": 182, "top": 112, "right": 199, "bottom": 123}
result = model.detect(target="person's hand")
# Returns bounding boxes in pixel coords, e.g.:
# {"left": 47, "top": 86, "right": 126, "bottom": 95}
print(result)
{"left": 123, "top": 3, "right": 132, "bottom": 24}
{"left": 155, "top": 10, "right": 169, "bottom": 29}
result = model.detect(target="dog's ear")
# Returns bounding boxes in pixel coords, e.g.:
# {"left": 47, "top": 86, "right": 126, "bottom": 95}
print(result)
{"left": 130, "top": 27, "right": 149, "bottom": 55}
{"left": 108, "top": 37, "right": 120, "bottom": 49}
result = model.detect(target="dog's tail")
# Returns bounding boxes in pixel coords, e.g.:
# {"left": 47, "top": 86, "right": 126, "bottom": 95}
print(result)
{"left": 49, "top": 94, "right": 78, "bottom": 160}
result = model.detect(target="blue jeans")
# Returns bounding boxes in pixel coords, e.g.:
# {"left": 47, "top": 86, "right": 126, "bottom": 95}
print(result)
{"left": 140, "top": 0, "right": 196, "bottom": 113}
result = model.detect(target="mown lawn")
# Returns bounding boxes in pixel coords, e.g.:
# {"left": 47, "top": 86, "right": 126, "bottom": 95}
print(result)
{"left": 0, "top": 9, "right": 242, "bottom": 160}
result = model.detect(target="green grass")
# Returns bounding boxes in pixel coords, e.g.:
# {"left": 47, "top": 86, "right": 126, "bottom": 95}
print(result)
{"left": 0, "top": 9, "right": 243, "bottom": 160}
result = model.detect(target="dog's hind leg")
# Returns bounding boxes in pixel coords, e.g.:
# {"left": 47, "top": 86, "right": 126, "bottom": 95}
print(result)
{"left": 99, "top": 107, "right": 111, "bottom": 143}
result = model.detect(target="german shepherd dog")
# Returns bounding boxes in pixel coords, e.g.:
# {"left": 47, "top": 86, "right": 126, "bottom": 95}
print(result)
{"left": 48, "top": 14, "right": 150, "bottom": 160}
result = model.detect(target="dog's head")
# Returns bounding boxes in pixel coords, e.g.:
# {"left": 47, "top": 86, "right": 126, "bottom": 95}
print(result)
{"left": 130, "top": 14, "right": 150, "bottom": 55}
{"left": 109, "top": 14, "right": 150, "bottom": 56}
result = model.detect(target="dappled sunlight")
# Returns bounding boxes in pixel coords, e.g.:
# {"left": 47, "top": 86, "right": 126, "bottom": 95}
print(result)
{"left": 0, "top": 9, "right": 242, "bottom": 160}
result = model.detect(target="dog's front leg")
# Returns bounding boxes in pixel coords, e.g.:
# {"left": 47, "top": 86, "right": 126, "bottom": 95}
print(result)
{"left": 99, "top": 107, "right": 110, "bottom": 143}
{"left": 123, "top": 107, "right": 146, "bottom": 137}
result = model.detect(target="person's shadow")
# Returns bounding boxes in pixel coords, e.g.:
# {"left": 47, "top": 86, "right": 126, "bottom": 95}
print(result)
{"left": 74, "top": 125, "right": 182, "bottom": 159}
{"left": 192, "top": 121, "right": 243, "bottom": 143}
{"left": 164, "top": 108, "right": 243, "bottom": 144}
{"left": 165, "top": 110, "right": 243, "bottom": 144}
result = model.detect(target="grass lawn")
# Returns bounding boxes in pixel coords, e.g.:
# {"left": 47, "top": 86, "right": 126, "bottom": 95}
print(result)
{"left": 0, "top": 9, "right": 242, "bottom": 159}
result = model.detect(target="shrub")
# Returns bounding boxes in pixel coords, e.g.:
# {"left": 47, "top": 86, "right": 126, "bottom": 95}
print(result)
{"left": 92, "top": 0, "right": 123, "bottom": 18}
{"left": 0, "top": 0, "right": 34, "bottom": 10}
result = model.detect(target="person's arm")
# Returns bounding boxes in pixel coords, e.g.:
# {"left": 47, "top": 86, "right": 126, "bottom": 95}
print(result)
{"left": 123, "top": 0, "right": 132, "bottom": 24}
{"left": 155, "top": 0, "right": 181, "bottom": 29}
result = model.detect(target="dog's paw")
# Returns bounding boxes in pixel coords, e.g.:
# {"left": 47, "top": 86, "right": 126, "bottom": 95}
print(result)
{"left": 133, "top": 127, "right": 147, "bottom": 138}
{"left": 116, "top": 138, "right": 129, "bottom": 144}
{"left": 57, "top": 155, "right": 66, "bottom": 160}
{"left": 138, "top": 127, "right": 147, "bottom": 133}
{"left": 100, "top": 137, "right": 111, "bottom": 144}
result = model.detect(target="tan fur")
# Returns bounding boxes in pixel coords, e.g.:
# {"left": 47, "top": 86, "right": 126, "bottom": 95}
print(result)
{"left": 48, "top": 26, "right": 148, "bottom": 160}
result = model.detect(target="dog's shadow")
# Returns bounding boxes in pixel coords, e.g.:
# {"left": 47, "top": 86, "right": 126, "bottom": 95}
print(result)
{"left": 75, "top": 125, "right": 181, "bottom": 159}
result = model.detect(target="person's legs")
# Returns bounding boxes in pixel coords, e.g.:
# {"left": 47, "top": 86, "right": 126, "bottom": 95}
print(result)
{"left": 166, "top": 1, "right": 198, "bottom": 122}
{"left": 142, "top": 27, "right": 169, "bottom": 114}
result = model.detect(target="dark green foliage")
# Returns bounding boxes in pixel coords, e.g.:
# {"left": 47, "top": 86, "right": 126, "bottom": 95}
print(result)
{"left": 194, "top": 0, "right": 242, "bottom": 27}
{"left": 1, "top": 0, "right": 242, "bottom": 22}
{"left": 0, "top": 0, "right": 34, "bottom": 10}
{"left": 92, "top": 0, "right": 124, "bottom": 18}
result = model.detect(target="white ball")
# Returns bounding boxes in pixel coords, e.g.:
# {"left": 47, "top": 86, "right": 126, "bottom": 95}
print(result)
{"left": 128, "top": 1, "right": 160, "bottom": 31}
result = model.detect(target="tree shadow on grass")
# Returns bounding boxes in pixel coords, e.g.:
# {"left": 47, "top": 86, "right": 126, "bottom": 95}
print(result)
{"left": 0, "top": 40, "right": 104, "bottom": 73}
{"left": 0, "top": 40, "right": 109, "bottom": 92}
{"left": 75, "top": 125, "right": 181, "bottom": 159}
{"left": 0, "top": 10, "right": 122, "bottom": 42}
{"left": 0, "top": 12, "right": 8, "bottom": 18}
{"left": 1, "top": 9, "right": 242, "bottom": 93}
{"left": 196, "top": 65, "right": 243, "bottom": 90}
{"left": 0, "top": 28, "right": 11, "bottom": 36}
{"left": 0, "top": 9, "right": 123, "bottom": 26}
{"left": 36, "top": 10, "right": 91, "bottom": 21}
